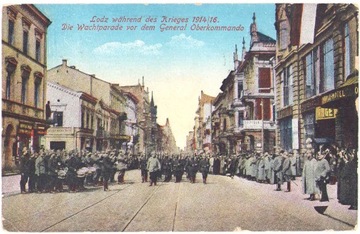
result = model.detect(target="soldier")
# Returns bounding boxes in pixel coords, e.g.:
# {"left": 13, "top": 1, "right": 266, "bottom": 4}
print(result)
{"left": 257, "top": 154, "right": 266, "bottom": 183}
{"left": 282, "top": 151, "right": 292, "bottom": 192}
{"left": 172, "top": 156, "right": 183, "bottom": 183}
{"left": 116, "top": 152, "right": 128, "bottom": 184}
{"left": 28, "top": 152, "right": 37, "bottom": 193}
{"left": 273, "top": 150, "right": 285, "bottom": 191}
{"left": 315, "top": 149, "right": 331, "bottom": 202}
{"left": 35, "top": 150, "right": 47, "bottom": 193}
{"left": 147, "top": 152, "right": 161, "bottom": 186}
{"left": 19, "top": 148, "right": 31, "bottom": 194}
{"left": 162, "top": 155, "right": 172, "bottom": 182}
{"left": 139, "top": 154, "right": 148, "bottom": 183}
{"left": 47, "top": 153, "right": 58, "bottom": 193}
{"left": 302, "top": 150, "right": 319, "bottom": 201}
{"left": 199, "top": 156, "right": 210, "bottom": 184}
{"left": 102, "top": 153, "right": 113, "bottom": 191}
{"left": 187, "top": 156, "right": 199, "bottom": 183}
{"left": 289, "top": 151, "right": 297, "bottom": 180}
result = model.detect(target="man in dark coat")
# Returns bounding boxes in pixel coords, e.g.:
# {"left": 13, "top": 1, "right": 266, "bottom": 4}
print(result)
{"left": 273, "top": 150, "right": 285, "bottom": 191}
{"left": 162, "top": 156, "right": 172, "bottom": 182}
{"left": 213, "top": 156, "right": 220, "bottom": 175}
{"left": 172, "top": 156, "right": 184, "bottom": 183}
{"left": 187, "top": 157, "right": 199, "bottom": 183}
{"left": 315, "top": 149, "right": 331, "bottom": 202}
{"left": 199, "top": 157, "right": 210, "bottom": 184}
{"left": 28, "top": 152, "right": 37, "bottom": 193}
{"left": 139, "top": 154, "right": 148, "bottom": 183}
{"left": 282, "top": 151, "right": 292, "bottom": 192}
{"left": 19, "top": 148, "right": 30, "bottom": 193}
{"left": 102, "top": 153, "right": 113, "bottom": 191}
{"left": 343, "top": 152, "right": 358, "bottom": 210}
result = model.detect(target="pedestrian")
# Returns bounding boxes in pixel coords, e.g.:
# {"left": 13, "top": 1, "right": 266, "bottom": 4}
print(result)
{"left": 302, "top": 150, "right": 319, "bottom": 201}
{"left": 35, "top": 150, "right": 47, "bottom": 193}
{"left": 102, "top": 153, "right": 113, "bottom": 191}
{"left": 19, "top": 148, "right": 30, "bottom": 194}
{"left": 172, "top": 156, "right": 183, "bottom": 183}
{"left": 139, "top": 154, "right": 148, "bottom": 183}
{"left": 199, "top": 156, "right": 210, "bottom": 184}
{"left": 147, "top": 152, "right": 161, "bottom": 186}
{"left": 257, "top": 154, "right": 266, "bottom": 183}
{"left": 315, "top": 149, "right": 331, "bottom": 202}
{"left": 28, "top": 152, "right": 37, "bottom": 193}
{"left": 116, "top": 152, "right": 128, "bottom": 184}
{"left": 162, "top": 155, "right": 172, "bottom": 182}
{"left": 188, "top": 156, "right": 199, "bottom": 183}
{"left": 342, "top": 152, "right": 358, "bottom": 210}
{"left": 273, "top": 150, "right": 285, "bottom": 191}
{"left": 282, "top": 151, "right": 292, "bottom": 192}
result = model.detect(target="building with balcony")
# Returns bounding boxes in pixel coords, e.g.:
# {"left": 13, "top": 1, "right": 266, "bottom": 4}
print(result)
{"left": 2, "top": 4, "right": 51, "bottom": 171}
{"left": 47, "top": 60, "right": 128, "bottom": 151}
{"left": 119, "top": 78, "right": 153, "bottom": 155}
{"left": 274, "top": 4, "right": 358, "bottom": 152}
{"left": 193, "top": 91, "right": 215, "bottom": 154}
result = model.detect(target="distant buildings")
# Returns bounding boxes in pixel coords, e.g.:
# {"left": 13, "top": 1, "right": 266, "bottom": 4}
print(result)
{"left": 2, "top": 5, "right": 51, "bottom": 171}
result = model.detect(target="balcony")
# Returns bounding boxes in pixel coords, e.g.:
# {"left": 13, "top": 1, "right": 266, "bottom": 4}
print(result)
{"left": 234, "top": 120, "right": 276, "bottom": 132}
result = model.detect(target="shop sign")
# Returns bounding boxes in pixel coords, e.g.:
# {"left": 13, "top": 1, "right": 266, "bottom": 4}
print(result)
{"left": 315, "top": 107, "right": 338, "bottom": 120}
{"left": 36, "top": 125, "right": 47, "bottom": 135}
{"left": 18, "top": 122, "right": 33, "bottom": 135}
{"left": 321, "top": 85, "right": 358, "bottom": 105}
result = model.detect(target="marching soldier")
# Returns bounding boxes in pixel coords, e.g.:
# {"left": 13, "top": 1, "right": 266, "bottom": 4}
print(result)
{"left": 199, "top": 156, "right": 210, "bottom": 184}
{"left": 273, "top": 150, "right": 285, "bottom": 191}
{"left": 139, "top": 154, "right": 149, "bottom": 183}
{"left": 19, "top": 148, "right": 30, "bottom": 194}
{"left": 147, "top": 152, "right": 161, "bottom": 186}
{"left": 162, "top": 155, "right": 172, "bottom": 182}
{"left": 187, "top": 156, "right": 199, "bottom": 183}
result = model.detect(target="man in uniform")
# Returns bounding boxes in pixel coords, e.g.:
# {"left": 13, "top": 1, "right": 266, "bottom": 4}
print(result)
{"left": 315, "top": 149, "right": 331, "bottom": 202}
{"left": 273, "top": 150, "right": 285, "bottom": 191}
{"left": 199, "top": 156, "right": 210, "bottom": 184}
{"left": 162, "top": 155, "right": 172, "bottom": 182}
{"left": 147, "top": 152, "right": 161, "bottom": 186}
{"left": 139, "top": 153, "right": 148, "bottom": 183}
{"left": 19, "top": 148, "right": 30, "bottom": 193}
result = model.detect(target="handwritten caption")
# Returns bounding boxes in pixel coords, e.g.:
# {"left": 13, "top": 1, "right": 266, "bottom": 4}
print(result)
{"left": 62, "top": 16, "right": 244, "bottom": 32}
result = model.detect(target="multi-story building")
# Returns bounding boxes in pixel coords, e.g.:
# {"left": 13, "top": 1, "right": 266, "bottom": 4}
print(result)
{"left": 122, "top": 91, "right": 139, "bottom": 155}
{"left": 185, "top": 130, "right": 194, "bottom": 153}
{"left": 157, "top": 118, "right": 178, "bottom": 154}
{"left": 238, "top": 13, "right": 276, "bottom": 153}
{"left": 119, "top": 78, "right": 153, "bottom": 155}
{"left": 194, "top": 91, "right": 215, "bottom": 154}
{"left": 45, "top": 81, "right": 98, "bottom": 151}
{"left": 274, "top": 4, "right": 358, "bottom": 152}
{"left": 2, "top": 5, "right": 51, "bottom": 171}
{"left": 47, "top": 60, "right": 128, "bottom": 151}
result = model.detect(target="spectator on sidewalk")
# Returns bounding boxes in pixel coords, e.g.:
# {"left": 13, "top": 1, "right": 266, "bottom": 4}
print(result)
{"left": 302, "top": 150, "right": 319, "bottom": 201}
{"left": 315, "top": 149, "right": 331, "bottom": 202}
{"left": 19, "top": 148, "right": 30, "bottom": 194}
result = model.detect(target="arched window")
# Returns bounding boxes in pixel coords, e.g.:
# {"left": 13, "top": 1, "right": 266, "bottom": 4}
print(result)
{"left": 5, "top": 57, "right": 17, "bottom": 100}
{"left": 21, "top": 65, "right": 31, "bottom": 104}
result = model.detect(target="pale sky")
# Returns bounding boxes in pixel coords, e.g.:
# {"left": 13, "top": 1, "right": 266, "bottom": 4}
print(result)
{"left": 30, "top": 2, "right": 276, "bottom": 149}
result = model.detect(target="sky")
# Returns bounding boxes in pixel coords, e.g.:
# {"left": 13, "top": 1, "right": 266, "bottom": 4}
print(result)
{"left": 33, "top": 2, "right": 276, "bottom": 149}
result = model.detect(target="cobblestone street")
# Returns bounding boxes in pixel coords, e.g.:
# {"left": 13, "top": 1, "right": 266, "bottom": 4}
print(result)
{"left": 2, "top": 170, "right": 357, "bottom": 232}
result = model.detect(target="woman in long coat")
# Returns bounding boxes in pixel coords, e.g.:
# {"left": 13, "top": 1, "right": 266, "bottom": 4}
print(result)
{"left": 302, "top": 150, "right": 319, "bottom": 200}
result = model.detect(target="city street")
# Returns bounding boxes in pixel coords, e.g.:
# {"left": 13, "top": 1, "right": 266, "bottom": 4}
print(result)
{"left": 1, "top": 170, "right": 358, "bottom": 232}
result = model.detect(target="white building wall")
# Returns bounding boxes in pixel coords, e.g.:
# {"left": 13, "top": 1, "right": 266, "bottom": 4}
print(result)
{"left": 47, "top": 82, "right": 81, "bottom": 127}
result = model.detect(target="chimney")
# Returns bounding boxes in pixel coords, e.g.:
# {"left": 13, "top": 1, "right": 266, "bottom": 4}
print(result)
{"left": 62, "top": 59, "right": 67, "bottom": 67}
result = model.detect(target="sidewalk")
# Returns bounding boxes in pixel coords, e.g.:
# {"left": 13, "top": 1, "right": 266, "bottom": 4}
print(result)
{"left": 1, "top": 174, "right": 21, "bottom": 195}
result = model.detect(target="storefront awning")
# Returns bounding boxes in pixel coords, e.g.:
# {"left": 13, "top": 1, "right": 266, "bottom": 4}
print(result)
{"left": 321, "top": 71, "right": 358, "bottom": 108}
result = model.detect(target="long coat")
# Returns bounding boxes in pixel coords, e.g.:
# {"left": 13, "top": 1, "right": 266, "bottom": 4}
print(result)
{"left": 302, "top": 158, "right": 319, "bottom": 195}
{"left": 273, "top": 155, "right": 285, "bottom": 184}
{"left": 257, "top": 158, "right": 266, "bottom": 181}
{"left": 290, "top": 156, "right": 297, "bottom": 176}
{"left": 314, "top": 158, "right": 331, "bottom": 182}
{"left": 147, "top": 157, "right": 161, "bottom": 173}
{"left": 282, "top": 157, "right": 292, "bottom": 182}
{"left": 250, "top": 157, "right": 258, "bottom": 178}
{"left": 35, "top": 155, "right": 46, "bottom": 176}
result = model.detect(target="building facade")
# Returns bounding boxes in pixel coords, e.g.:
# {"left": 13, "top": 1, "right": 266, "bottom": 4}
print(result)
{"left": 2, "top": 5, "right": 51, "bottom": 171}
{"left": 274, "top": 4, "right": 358, "bottom": 153}
{"left": 47, "top": 60, "right": 128, "bottom": 152}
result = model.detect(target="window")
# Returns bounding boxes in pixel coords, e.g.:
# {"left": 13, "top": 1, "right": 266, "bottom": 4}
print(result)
{"left": 305, "top": 53, "right": 314, "bottom": 98}
{"left": 81, "top": 112, "right": 84, "bottom": 128}
{"left": 54, "top": 112, "right": 63, "bottom": 127}
{"left": 238, "top": 112, "right": 244, "bottom": 128}
{"left": 322, "top": 38, "right": 334, "bottom": 92}
{"left": 344, "top": 23, "right": 351, "bottom": 79}
{"left": 258, "top": 68, "right": 271, "bottom": 93}
{"left": 34, "top": 78, "right": 41, "bottom": 108}
{"left": 23, "top": 31, "right": 29, "bottom": 55}
{"left": 279, "top": 20, "right": 289, "bottom": 50}
{"left": 86, "top": 112, "right": 89, "bottom": 129}
{"left": 91, "top": 115, "right": 94, "bottom": 130}
{"left": 21, "top": 76, "right": 28, "bottom": 104}
{"left": 223, "top": 119, "right": 227, "bottom": 131}
{"left": 35, "top": 40, "right": 41, "bottom": 62}
{"left": 303, "top": 112, "right": 315, "bottom": 144}
{"left": 280, "top": 117, "right": 292, "bottom": 151}
{"left": 6, "top": 71, "right": 12, "bottom": 99}
{"left": 282, "top": 65, "right": 293, "bottom": 107}
{"left": 238, "top": 82, "right": 243, "bottom": 99}
{"left": 8, "top": 20, "right": 14, "bottom": 45}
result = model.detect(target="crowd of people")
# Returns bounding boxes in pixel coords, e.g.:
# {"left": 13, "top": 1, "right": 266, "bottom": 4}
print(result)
{"left": 18, "top": 138, "right": 357, "bottom": 210}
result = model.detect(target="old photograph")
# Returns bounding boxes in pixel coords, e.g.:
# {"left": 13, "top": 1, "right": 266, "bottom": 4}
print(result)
{"left": 1, "top": 1, "right": 358, "bottom": 232}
